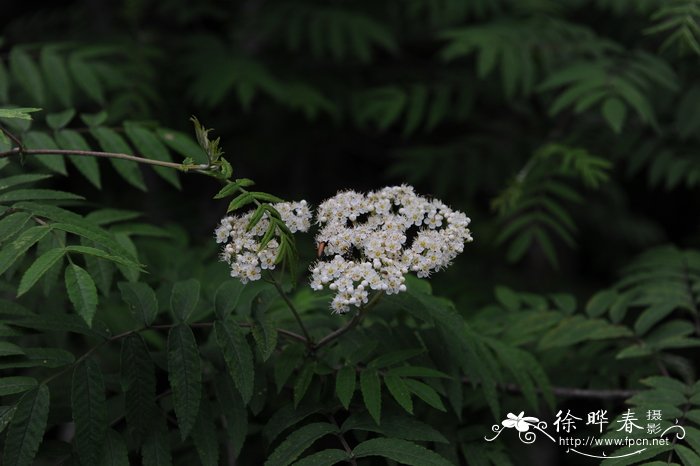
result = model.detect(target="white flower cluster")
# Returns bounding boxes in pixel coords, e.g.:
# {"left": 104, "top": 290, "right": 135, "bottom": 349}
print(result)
{"left": 311, "top": 185, "right": 473, "bottom": 313}
{"left": 216, "top": 201, "right": 311, "bottom": 283}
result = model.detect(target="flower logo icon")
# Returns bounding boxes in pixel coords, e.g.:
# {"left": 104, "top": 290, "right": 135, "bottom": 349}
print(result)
{"left": 502, "top": 412, "right": 540, "bottom": 432}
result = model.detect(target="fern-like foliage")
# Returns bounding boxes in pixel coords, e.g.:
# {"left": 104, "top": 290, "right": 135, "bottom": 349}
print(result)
{"left": 538, "top": 51, "right": 679, "bottom": 133}
{"left": 587, "top": 245, "right": 700, "bottom": 370}
{"left": 646, "top": 0, "right": 700, "bottom": 56}
{"left": 493, "top": 143, "right": 611, "bottom": 267}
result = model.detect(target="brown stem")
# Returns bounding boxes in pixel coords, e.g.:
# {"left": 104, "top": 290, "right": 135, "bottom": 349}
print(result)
{"left": 271, "top": 278, "right": 313, "bottom": 346}
{"left": 0, "top": 147, "right": 209, "bottom": 171}
{"left": 314, "top": 292, "right": 382, "bottom": 350}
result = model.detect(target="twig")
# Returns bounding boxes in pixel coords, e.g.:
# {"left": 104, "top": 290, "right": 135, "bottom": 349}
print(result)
{"left": 270, "top": 277, "right": 313, "bottom": 346}
{"left": 0, "top": 125, "right": 24, "bottom": 148}
{"left": 314, "top": 292, "right": 382, "bottom": 350}
{"left": 0, "top": 147, "right": 208, "bottom": 171}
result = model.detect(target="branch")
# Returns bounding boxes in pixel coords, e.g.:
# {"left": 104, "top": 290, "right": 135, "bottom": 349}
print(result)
{"left": 314, "top": 292, "right": 382, "bottom": 350}
{"left": 0, "top": 147, "right": 209, "bottom": 171}
{"left": 270, "top": 278, "right": 313, "bottom": 346}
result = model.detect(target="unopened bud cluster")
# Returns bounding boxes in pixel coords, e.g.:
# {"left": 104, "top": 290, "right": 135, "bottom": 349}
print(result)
{"left": 311, "top": 185, "right": 472, "bottom": 313}
{"left": 215, "top": 201, "right": 311, "bottom": 283}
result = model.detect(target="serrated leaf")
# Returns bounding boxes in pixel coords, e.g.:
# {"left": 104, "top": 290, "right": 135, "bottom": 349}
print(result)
{"left": 385, "top": 366, "right": 450, "bottom": 379}
{"left": 214, "top": 280, "right": 244, "bottom": 319}
{"left": 0, "top": 405, "right": 17, "bottom": 434}
{"left": 294, "top": 363, "right": 315, "bottom": 408}
{"left": 72, "top": 358, "right": 107, "bottom": 466}
{"left": 167, "top": 324, "right": 202, "bottom": 440}
{"left": 17, "top": 247, "right": 65, "bottom": 296}
{"left": 336, "top": 366, "right": 356, "bottom": 409}
{"left": 215, "top": 319, "right": 254, "bottom": 404}
{"left": 0, "top": 188, "right": 82, "bottom": 203}
{"left": 156, "top": 128, "right": 208, "bottom": 164}
{"left": 0, "top": 174, "right": 53, "bottom": 191}
{"left": 46, "top": 109, "right": 75, "bottom": 130}
{"left": 100, "top": 429, "right": 129, "bottom": 466}
{"left": 0, "top": 347, "right": 74, "bottom": 370}
{"left": 22, "top": 131, "right": 67, "bottom": 175}
{"left": 170, "top": 278, "right": 200, "bottom": 322}
{"left": 68, "top": 55, "right": 104, "bottom": 104}
{"left": 63, "top": 245, "right": 140, "bottom": 269}
{"left": 0, "top": 377, "right": 37, "bottom": 396}
{"left": 124, "top": 122, "right": 180, "bottom": 189}
{"left": 264, "top": 422, "right": 337, "bottom": 466}
{"left": 121, "top": 334, "right": 156, "bottom": 443}
{"left": 9, "top": 49, "right": 44, "bottom": 105}
{"left": 55, "top": 129, "right": 101, "bottom": 188}
{"left": 40, "top": 48, "right": 72, "bottom": 107}
{"left": 65, "top": 264, "right": 98, "bottom": 325}
{"left": 0, "top": 212, "right": 32, "bottom": 243}
{"left": 91, "top": 127, "right": 146, "bottom": 191}
{"left": 2, "top": 385, "right": 50, "bottom": 466}
{"left": 191, "top": 398, "right": 219, "bottom": 466}
{"left": 214, "top": 375, "right": 248, "bottom": 458}
{"left": 368, "top": 349, "right": 423, "bottom": 369}
{"left": 404, "top": 379, "right": 446, "bottom": 411}
{"left": 0, "top": 107, "right": 41, "bottom": 120}
{"left": 142, "top": 415, "right": 172, "bottom": 466}
{"left": 119, "top": 282, "right": 158, "bottom": 326}
{"left": 341, "top": 412, "right": 448, "bottom": 444}
{"left": 384, "top": 375, "right": 413, "bottom": 414}
{"left": 602, "top": 97, "right": 627, "bottom": 133}
{"left": 352, "top": 438, "right": 453, "bottom": 466}
{"left": 360, "top": 369, "right": 382, "bottom": 425}
{"left": 292, "top": 449, "right": 349, "bottom": 466}
{"left": 227, "top": 192, "right": 254, "bottom": 212}
{"left": 251, "top": 307, "right": 278, "bottom": 361}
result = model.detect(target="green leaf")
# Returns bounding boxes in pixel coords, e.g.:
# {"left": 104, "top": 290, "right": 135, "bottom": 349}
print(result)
{"left": 0, "top": 377, "right": 37, "bottom": 396}
{"left": 336, "top": 365, "right": 356, "bottom": 409}
{"left": 72, "top": 358, "right": 107, "bottom": 466}
{"left": 0, "top": 188, "right": 82, "bottom": 203}
{"left": 383, "top": 375, "right": 413, "bottom": 414}
{"left": 142, "top": 416, "right": 172, "bottom": 466}
{"left": 602, "top": 97, "right": 627, "bottom": 133}
{"left": 156, "top": 128, "right": 208, "bottom": 165}
{"left": 55, "top": 129, "right": 101, "bottom": 188}
{"left": 9, "top": 49, "right": 44, "bottom": 105}
{"left": 352, "top": 438, "right": 453, "bottom": 466}
{"left": 2, "top": 385, "right": 50, "bottom": 466}
{"left": 167, "top": 324, "right": 202, "bottom": 440}
{"left": 46, "top": 109, "right": 76, "bottom": 130}
{"left": 100, "top": 429, "right": 129, "bottom": 466}
{"left": 0, "top": 341, "right": 24, "bottom": 356}
{"left": 124, "top": 122, "right": 181, "bottom": 189}
{"left": 368, "top": 348, "right": 423, "bottom": 369}
{"left": 294, "top": 363, "right": 315, "bottom": 407}
{"left": 214, "top": 280, "right": 244, "bottom": 319}
{"left": 68, "top": 55, "right": 104, "bottom": 104}
{"left": 404, "top": 379, "right": 446, "bottom": 411}
{"left": 119, "top": 282, "right": 158, "bottom": 326}
{"left": 264, "top": 422, "right": 338, "bottom": 466}
{"left": 360, "top": 369, "right": 382, "bottom": 424}
{"left": 40, "top": 48, "right": 72, "bottom": 107}
{"left": 65, "top": 264, "right": 98, "bottom": 325}
{"left": 227, "top": 192, "right": 254, "bottom": 212}
{"left": 121, "top": 334, "right": 156, "bottom": 443}
{"left": 251, "top": 307, "right": 278, "bottom": 361}
{"left": 170, "top": 278, "right": 200, "bottom": 322}
{"left": 22, "top": 131, "right": 67, "bottom": 175}
{"left": 191, "top": 398, "right": 219, "bottom": 466}
{"left": 214, "top": 375, "right": 248, "bottom": 457}
{"left": 0, "top": 61, "right": 9, "bottom": 102}
{"left": 64, "top": 245, "right": 140, "bottom": 269}
{"left": 91, "top": 127, "right": 146, "bottom": 191}
{"left": 385, "top": 366, "right": 450, "bottom": 379}
{"left": 215, "top": 319, "right": 254, "bottom": 404}
{"left": 17, "top": 248, "right": 65, "bottom": 296}
{"left": 0, "top": 212, "right": 31, "bottom": 243}
{"left": 0, "top": 108, "right": 41, "bottom": 120}
{"left": 0, "top": 174, "right": 53, "bottom": 191}
{"left": 341, "top": 412, "right": 448, "bottom": 444}
{"left": 292, "top": 449, "right": 349, "bottom": 466}
{"left": 0, "top": 405, "right": 17, "bottom": 434}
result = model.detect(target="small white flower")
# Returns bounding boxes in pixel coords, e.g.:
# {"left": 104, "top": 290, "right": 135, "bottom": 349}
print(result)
{"left": 310, "top": 185, "right": 473, "bottom": 313}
